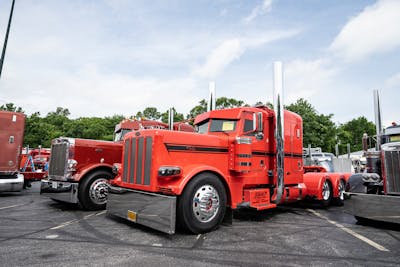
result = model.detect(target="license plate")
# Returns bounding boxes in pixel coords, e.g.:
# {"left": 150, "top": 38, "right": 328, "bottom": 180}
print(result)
{"left": 52, "top": 182, "right": 58, "bottom": 189}
{"left": 127, "top": 210, "right": 137, "bottom": 222}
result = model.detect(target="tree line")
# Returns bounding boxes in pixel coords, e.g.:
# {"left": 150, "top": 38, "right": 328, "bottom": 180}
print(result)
{"left": 1, "top": 98, "right": 375, "bottom": 154}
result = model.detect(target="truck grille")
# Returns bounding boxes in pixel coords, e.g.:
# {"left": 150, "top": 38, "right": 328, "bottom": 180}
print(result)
{"left": 49, "top": 140, "right": 69, "bottom": 179}
{"left": 382, "top": 143, "right": 400, "bottom": 195}
{"left": 122, "top": 136, "right": 153, "bottom": 186}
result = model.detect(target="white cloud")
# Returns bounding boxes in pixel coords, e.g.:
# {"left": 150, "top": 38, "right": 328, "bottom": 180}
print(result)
{"left": 1, "top": 64, "right": 200, "bottom": 118}
{"left": 284, "top": 59, "right": 338, "bottom": 104}
{"left": 243, "top": 0, "right": 273, "bottom": 23}
{"left": 219, "top": 8, "right": 228, "bottom": 17}
{"left": 193, "top": 39, "right": 244, "bottom": 78}
{"left": 385, "top": 72, "right": 400, "bottom": 88}
{"left": 194, "top": 29, "right": 299, "bottom": 78}
{"left": 330, "top": 0, "right": 400, "bottom": 62}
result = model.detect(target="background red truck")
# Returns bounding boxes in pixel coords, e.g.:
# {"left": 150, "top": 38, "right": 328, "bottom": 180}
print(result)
{"left": 107, "top": 62, "right": 350, "bottom": 234}
{"left": 0, "top": 110, "right": 25, "bottom": 192}
{"left": 40, "top": 119, "right": 194, "bottom": 210}
{"left": 20, "top": 147, "right": 51, "bottom": 187}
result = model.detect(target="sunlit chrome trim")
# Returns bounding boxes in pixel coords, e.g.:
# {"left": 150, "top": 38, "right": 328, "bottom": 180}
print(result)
{"left": 273, "top": 61, "right": 284, "bottom": 204}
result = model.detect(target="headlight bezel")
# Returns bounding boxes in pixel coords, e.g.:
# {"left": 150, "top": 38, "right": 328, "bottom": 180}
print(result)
{"left": 158, "top": 166, "right": 182, "bottom": 178}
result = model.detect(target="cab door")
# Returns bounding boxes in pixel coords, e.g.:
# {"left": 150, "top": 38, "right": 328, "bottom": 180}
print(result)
{"left": 240, "top": 111, "right": 271, "bottom": 185}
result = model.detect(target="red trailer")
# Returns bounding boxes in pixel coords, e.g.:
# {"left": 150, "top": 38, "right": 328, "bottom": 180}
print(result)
{"left": 107, "top": 63, "right": 350, "bottom": 234}
{"left": 0, "top": 111, "right": 25, "bottom": 192}
{"left": 40, "top": 119, "right": 193, "bottom": 210}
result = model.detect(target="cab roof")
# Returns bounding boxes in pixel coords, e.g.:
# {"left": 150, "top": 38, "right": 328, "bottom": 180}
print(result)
{"left": 194, "top": 106, "right": 275, "bottom": 125}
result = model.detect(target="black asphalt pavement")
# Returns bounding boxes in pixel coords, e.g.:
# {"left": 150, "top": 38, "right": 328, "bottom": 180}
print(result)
{"left": 1, "top": 182, "right": 399, "bottom": 266}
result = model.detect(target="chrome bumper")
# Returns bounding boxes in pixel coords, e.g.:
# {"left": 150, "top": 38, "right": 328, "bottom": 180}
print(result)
{"left": 344, "top": 192, "right": 400, "bottom": 224}
{"left": 0, "top": 173, "right": 24, "bottom": 192}
{"left": 40, "top": 179, "right": 79, "bottom": 204}
{"left": 107, "top": 185, "right": 177, "bottom": 234}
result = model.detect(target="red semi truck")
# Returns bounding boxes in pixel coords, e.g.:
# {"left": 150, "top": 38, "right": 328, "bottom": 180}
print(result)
{"left": 0, "top": 111, "right": 25, "bottom": 192}
{"left": 40, "top": 119, "right": 194, "bottom": 210}
{"left": 107, "top": 62, "right": 350, "bottom": 234}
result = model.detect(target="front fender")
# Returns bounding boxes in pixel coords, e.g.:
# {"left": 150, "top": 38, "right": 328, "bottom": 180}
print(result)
{"left": 303, "top": 172, "right": 331, "bottom": 200}
{"left": 328, "top": 173, "right": 344, "bottom": 198}
{"left": 175, "top": 164, "right": 227, "bottom": 196}
{"left": 73, "top": 163, "right": 114, "bottom": 182}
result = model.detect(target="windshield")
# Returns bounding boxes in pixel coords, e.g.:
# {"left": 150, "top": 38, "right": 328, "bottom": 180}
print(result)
{"left": 34, "top": 157, "right": 48, "bottom": 162}
{"left": 389, "top": 134, "right": 400, "bottom": 143}
{"left": 210, "top": 119, "right": 237, "bottom": 132}
{"left": 196, "top": 121, "right": 209, "bottom": 134}
{"left": 195, "top": 119, "right": 237, "bottom": 134}
{"left": 114, "top": 129, "right": 132, "bottom": 142}
{"left": 319, "top": 160, "right": 334, "bottom": 172}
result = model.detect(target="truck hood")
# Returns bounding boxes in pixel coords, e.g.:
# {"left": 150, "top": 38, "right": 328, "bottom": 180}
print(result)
{"left": 125, "top": 130, "right": 230, "bottom": 150}
{"left": 166, "top": 130, "right": 229, "bottom": 149}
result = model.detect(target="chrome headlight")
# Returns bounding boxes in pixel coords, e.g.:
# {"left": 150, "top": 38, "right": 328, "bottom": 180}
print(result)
{"left": 112, "top": 163, "right": 121, "bottom": 175}
{"left": 158, "top": 166, "right": 181, "bottom": 177}
{"left": 67, "top": 159, "right": 78, "bottom": 172}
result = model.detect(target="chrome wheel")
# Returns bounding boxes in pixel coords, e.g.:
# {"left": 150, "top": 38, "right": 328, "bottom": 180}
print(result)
{"left": 338, "top": 180, "right": 345, "bottom": 201}
{"left": 89, "top": 178, "right": 109, "bottom": 205}
{"left": 192, "top": 184, "right": 220, "bottom": 223}
{"left": 322, "top": 180, "right": 331, "bottom": 201}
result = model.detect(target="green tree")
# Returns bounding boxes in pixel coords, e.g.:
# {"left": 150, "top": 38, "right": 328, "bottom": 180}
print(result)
{"left": 337, "top": 116, "right": 375, "bottom": 152}
{"left": 0, "top": 102, "right": 24, "bottom": 113}
{"left": 188, "top": 99, "right": 207, "bottom": 119}
{"left": 188, "top": 97, "right": 245, "bottom": 119}
{"left": 45, "top": 107, "right": 71, "bottom": 131}
{"left": 102, "top": 115, "right": 125, "bottom": 140}
{"left": 216, "top": 97, "right": 244, "bottom": 109}
{"left": 143, "top": 107, "right": 161, "bottom": 120}
{"left": 24, "top": 114, "right": 61, "bottom": 147}
{"left": 161, "top": 108, "right": 184, "bottom": 124}
{"left": 135, "top": 107, "right": 161, "bottom": 120}
{"left": 286, "top": 98, "right": 337, "bottom": 152}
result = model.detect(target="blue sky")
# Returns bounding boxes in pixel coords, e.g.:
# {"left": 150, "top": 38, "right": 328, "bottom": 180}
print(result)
{"left": 0, "top": 0, "right": 399, "bottom": 127}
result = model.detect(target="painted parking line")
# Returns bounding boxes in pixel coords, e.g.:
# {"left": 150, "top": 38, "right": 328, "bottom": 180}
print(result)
{"left": 0, "top": 204, "right": 25, "bottom": 210}
{"left": 50, "top": 219, "right": 80, "bottom": 230}
{"left": 308, "top": 209, "right": 389, "bottom": 252}
{"left": 50, "top": 211, "right": 106, "bottom": 230}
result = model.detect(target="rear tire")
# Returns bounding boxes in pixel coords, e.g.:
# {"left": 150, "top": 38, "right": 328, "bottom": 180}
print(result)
{"left": 177, "top": 173, "right": 227, "bottom": 234}
{"left": 320, "top": 179, "right": 333, "bottom": 208}
{"left": 78, "top": 170, "right": 112, "bottom": 210}
{"left": 333, "top": 179, "right": 345, "bottom": 206}
{"left": 355, "top": 216, "right": 369, "bottom": 225}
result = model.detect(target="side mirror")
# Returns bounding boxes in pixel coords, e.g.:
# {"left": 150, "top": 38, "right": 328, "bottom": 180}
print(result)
{"left": 253, "top": 112, "right": 263, "bottom": 132}
{"left": 253, "top": 112, "right": 264, "bottom": 140}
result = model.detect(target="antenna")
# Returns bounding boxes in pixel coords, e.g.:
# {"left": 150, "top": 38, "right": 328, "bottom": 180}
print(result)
{"left": 0, "top": 0, "right": 15, "bottom": 80}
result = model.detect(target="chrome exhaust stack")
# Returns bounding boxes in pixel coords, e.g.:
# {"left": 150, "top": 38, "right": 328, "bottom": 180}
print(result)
{"left": 373, "top": 89, "right": 382, "bottom": 149}
{"left": 273, "top": 61, "right": 284, "bottom": 204}
{"left": 207, "top": 81, "right": 216, "bottom": 112}
{"left": 168, "top": 108, "right": 174, "bottom": 131}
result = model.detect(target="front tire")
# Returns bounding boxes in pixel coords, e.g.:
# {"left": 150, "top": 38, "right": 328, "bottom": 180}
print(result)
{"left": 177, "top": 173, "right": 227, "bottom": 234}
{"left": 78, "top": 170, "right": 112, "bottom": 210}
